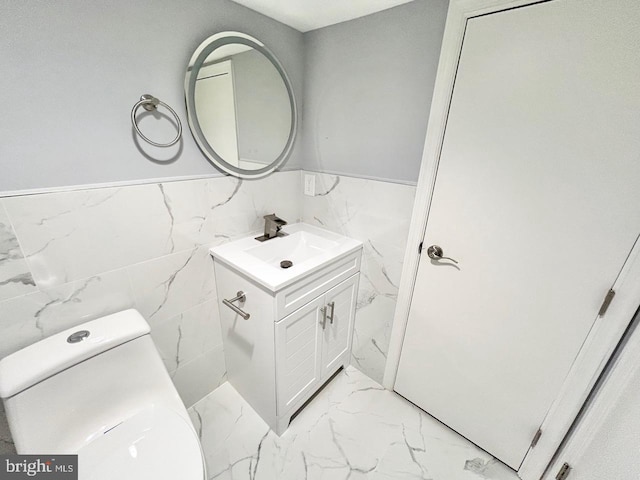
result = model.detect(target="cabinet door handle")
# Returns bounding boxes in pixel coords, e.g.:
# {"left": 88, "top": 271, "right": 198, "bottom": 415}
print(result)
{"left": 327, "top": 301, "right": 335, "bottom": 324}
{"left": 320, "top": 306, "right": 327, "bottom": 330}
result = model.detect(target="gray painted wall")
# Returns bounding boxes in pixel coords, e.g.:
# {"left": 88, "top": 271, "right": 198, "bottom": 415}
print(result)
{"left": 302, "top": 0, "right": 448, "bottom": 184}
{"left": 1, "top": 0, "right": 304, "bottom": 194}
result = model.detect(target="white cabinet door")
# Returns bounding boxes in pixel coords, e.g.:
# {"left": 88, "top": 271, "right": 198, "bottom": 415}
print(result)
{"left": 275, "top": 295, "right": 324, "bottom": 415}
{"left": 321, "top": 274, "right": 358, "bottom": 379}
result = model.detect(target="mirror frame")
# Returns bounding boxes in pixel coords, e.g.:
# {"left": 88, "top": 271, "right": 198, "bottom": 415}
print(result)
{"left": 185, "top": 32, "right": 298, "bottom": 178}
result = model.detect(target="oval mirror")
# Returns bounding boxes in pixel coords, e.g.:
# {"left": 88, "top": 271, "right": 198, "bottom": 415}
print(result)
{"left": 185, "top": 32, "right": 297, "bottom": 178}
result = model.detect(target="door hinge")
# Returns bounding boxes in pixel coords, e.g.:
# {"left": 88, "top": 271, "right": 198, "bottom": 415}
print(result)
{"left": 598, "top": 289, "right": 616, "bottom": 317}
{"left": 555, "top": 462, "right": 571, "bottom": 480}
{"left": 530, "top": 428, "right": 542, "bottom": 448}
{"left": 418, "top": 241, "right": 423, "bottom": 254}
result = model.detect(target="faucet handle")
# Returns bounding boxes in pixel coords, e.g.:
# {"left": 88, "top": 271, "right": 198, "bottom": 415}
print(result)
{"left": 264, "top": 213, "right": 287, "bottom": 225}
{"left": 257, "top": 214, "right": 288, "bottom": 241}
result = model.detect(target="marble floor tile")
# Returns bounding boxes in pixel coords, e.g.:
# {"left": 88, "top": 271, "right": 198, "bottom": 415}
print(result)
{"left": 189, "top": 367, "right": 519, "bottom": 480}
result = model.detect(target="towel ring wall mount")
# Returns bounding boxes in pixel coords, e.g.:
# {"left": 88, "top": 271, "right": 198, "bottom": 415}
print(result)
{"left": 131, "top": 94, "right": 182, "bottom": 148}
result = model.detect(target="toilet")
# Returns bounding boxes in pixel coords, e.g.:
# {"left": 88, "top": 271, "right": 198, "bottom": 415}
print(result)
{"left": 0, "top": 309, "right": 206, "bottom": 480}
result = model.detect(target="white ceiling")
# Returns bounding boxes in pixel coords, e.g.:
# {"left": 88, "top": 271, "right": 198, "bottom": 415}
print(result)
{"left": 231, "top": 0, "right": 417, "bottom": 32}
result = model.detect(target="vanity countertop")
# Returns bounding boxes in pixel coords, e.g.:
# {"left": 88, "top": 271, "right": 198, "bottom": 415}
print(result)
{"left": 209, "top": 223, "right": 362, "bottom": 292}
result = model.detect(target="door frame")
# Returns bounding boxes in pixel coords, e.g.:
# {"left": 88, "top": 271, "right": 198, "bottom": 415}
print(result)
{"left": 382, "top": 1, "right": 640, "bottom": 479}
{"left": 543, "top": 308, "right": 640, "bottom": 479}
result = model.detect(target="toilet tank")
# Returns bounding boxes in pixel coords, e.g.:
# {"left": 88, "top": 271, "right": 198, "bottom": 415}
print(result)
{"left": 0, "top": 310, "right": 189, "bottom": 454}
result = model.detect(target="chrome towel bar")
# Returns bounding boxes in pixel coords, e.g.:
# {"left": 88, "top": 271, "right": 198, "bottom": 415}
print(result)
{"left": 223, "top": 291, "right": 251, "bottom": 320}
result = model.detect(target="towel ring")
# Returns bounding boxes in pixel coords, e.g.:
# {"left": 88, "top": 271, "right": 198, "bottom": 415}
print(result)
{"left": 131, "top": 94, "right": 182, "bottom": 147}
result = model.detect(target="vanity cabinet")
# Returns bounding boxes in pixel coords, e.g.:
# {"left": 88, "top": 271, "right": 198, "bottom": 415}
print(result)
{"left": 212, "top": 248, "right": 361, "bottom": 435}
{"left": 276, "top": 275, "right": 358, "bottom": 417}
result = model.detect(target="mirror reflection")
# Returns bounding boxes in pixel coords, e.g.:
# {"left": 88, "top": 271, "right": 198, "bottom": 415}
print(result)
{"left": 185, "top": 33, "right": 296, "bottom": 177}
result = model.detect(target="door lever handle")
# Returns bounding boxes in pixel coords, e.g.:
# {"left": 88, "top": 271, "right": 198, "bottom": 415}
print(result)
{"left": 426, "top": 245, "right": 458, "bottom": 264}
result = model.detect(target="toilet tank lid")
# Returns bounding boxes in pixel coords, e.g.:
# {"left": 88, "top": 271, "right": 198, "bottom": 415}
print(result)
{"left": 0, "top": 309, "right": 150, "bottom": 399}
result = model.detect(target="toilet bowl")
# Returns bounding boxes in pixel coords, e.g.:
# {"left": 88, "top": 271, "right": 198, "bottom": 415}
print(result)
{"left": 0, "top": 309, "right": 206, "bottom": 480}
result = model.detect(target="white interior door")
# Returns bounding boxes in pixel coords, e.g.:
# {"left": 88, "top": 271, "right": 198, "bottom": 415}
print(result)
{"left": 395, "top": 0, "right": 640, "bottom": 470}
{"left": 194, "top": 60, "right": 239, "bottom": 165}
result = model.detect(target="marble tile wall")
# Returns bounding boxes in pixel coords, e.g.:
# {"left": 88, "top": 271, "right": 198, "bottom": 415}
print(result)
{"left": 0, "top": 167, "right": 415, "bottom": 453}
{"left": 301, "top": 171, "right": 416, "bottom": 384}
{"left": 0, "top": 170, "right": 301, "bottom": 411}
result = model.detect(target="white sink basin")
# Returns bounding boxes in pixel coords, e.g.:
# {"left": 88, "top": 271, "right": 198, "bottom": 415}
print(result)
{"left": 245, "top": 230, "right": 339, "bottom": 266}
{"left": 209, "top": 223, "right": 362, "bottom": 291}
